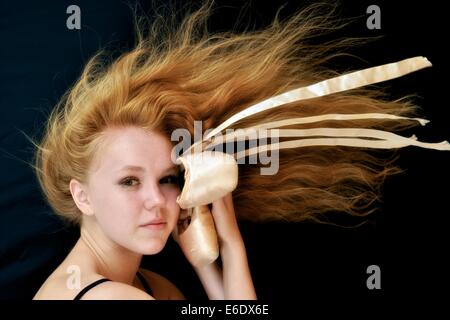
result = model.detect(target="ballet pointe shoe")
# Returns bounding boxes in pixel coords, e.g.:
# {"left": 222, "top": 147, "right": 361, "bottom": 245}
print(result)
{"left": 176, "top": 151, "right": 238, "bottom": 209}
{"left": 174, "top": 205, "right": 219, "bottom": 267}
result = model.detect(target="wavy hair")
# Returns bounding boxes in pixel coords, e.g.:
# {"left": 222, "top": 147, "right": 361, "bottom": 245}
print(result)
{"left": 32, "top": 1, "right": 421, "bottom": 226}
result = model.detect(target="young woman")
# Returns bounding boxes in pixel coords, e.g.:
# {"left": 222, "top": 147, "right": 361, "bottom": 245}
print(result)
{"left": 33, "top": 125, "right": 254, "bottom": 299}
{"left": 31, "top": 2, "right": 448, "bottom": 299}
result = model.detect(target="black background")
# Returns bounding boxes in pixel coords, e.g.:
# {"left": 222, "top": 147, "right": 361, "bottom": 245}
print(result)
{"left": 1, "top": 0, "right": 448, "bottom": 310}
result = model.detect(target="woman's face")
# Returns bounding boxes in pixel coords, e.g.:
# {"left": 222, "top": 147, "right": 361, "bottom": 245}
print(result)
{"left": 83, "top": 126, "right": 181, "bottom": 255}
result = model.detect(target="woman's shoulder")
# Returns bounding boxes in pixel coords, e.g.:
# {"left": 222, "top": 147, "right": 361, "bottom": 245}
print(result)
{"left": 138, "top": 268, "right": 185, "bottom": 300}
{"left": 33, "top": 269, "right": 155, "bottom": 300}
{"left": 71, "top": 280, "right": 155, "bottom": 300}
{"left": 34, "top": 275, "right": 156, "bottom": 300}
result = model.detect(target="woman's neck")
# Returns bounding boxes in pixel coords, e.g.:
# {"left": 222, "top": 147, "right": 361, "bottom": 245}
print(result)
{"left": 77, "top": 221, "right": 142, "bottom": 285}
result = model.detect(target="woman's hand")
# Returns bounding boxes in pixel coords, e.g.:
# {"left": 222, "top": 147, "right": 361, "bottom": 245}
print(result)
{"left": 173, "top": 193, "right": 256, "bottom": 300}
{"left": 209, "top": 193, "right": 256, "bottom": 299}
{"left": 172, "top": 192, "right": 242, "bottom": 249}
{"left": 209, "top": 192, "right": 243, "bottom": 248}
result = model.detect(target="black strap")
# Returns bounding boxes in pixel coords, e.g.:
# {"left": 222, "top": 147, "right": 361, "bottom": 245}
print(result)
{"left": 136, "top": 271, "right": 153, "bottom": 296}
{"left": 73, "top": 278, "right": 111, "bottom": 300}
{"left": 73, "top": 272, "right": 152, "bottom": 300}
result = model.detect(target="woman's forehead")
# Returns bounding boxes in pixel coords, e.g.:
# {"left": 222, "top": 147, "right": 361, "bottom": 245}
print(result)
{"left": 92, "top": 127, "right": 175, "bottom": 173}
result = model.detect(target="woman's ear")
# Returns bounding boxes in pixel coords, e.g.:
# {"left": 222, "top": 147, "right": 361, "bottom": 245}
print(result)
{"left": 69, "top": 178, "right": 94, "bottom": 216}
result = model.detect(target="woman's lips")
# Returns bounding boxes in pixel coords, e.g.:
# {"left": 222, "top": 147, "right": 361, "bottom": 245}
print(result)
{"left": 141, "top": 221, "right": 167, "bottom": 230}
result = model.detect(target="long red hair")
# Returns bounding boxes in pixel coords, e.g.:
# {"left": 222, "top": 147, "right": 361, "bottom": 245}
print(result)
{"left": 32, "top": 2, "right": 422, "bottom": 225}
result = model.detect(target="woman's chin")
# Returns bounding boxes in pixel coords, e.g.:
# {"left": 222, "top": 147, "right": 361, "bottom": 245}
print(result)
{"left": 138, "top": 238, "right": 167, "bottom": 255}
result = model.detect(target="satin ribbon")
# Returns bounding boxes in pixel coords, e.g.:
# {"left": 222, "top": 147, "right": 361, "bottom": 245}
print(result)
{"left": 173, "top": 56, "right": 447, "bottom": 268}
{"left": 176, "top": 56, "right": 450, "bottom": 209}
{"left": 204, "top": 113, "right": 431, "bottom": 151}
{"left": 182, "top": 56, "right": 433, "bottom": 156}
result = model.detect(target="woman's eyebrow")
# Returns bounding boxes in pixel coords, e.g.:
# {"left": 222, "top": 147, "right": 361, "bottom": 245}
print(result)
{"left": 116, "top": 165, "right": 145, "bottom": 172}
{"left": 163, "top": 165, "right": 179, "bottom": 174}
{"left": 116, "top": 164, "right": 178, "bottom": 173}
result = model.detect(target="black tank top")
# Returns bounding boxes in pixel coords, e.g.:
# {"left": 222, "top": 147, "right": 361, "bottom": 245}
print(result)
{"left": 73, "top": 271, "right": 153, "bottom": 300}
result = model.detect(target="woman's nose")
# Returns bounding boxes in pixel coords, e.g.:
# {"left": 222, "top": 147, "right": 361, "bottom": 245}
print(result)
{"left": 143, "top": 183, "right": 166, "bottom": 210}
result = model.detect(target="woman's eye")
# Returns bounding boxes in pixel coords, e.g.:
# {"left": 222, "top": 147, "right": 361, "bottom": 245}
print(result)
{"left": 120, "top": 177, "right": 140, "bottom": 187}
{"left": 160, "top": 175, "right": 179, "bottom": 185}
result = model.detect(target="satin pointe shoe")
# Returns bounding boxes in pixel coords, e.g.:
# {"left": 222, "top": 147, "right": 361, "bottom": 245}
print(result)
{"left": 176, "top": 150, "right": 238, "bottom": 209}
{"left": 173, "top": 205, "right": 220, "bottom": 267}
{"left": 173, "top": 151, "right": 237, "bottom": 267}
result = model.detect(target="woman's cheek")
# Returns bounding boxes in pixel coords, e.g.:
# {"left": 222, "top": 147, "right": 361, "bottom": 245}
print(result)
{"left": 167, "top": 188, "right": 181, "bottom": 224}
{"left": 163, "top": 185, "right": 180, "bottom": 201}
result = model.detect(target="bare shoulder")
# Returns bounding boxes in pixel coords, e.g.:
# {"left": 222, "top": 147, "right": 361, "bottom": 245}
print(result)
{"left": 78, "top": 281, "right": 155, "bottom": 300}
{"left": 34, "top": 274, "right": 155, "bottom": 300}
{"left": 139, "top": 268, "right": 186, "bottom": 300}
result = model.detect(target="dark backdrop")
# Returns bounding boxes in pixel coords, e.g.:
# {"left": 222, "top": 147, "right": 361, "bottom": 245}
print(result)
{"left": 1, "top": 0, "right": 448, "bottom": 303}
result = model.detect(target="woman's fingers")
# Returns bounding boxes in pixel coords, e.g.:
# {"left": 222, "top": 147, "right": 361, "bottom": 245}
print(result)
{"left": 171, "top": 223, "right": 180, "bottom": 244}
{"left": 172, "top": 209, "right": 190, "bottom": 244}
{"left": 223, "top": 192, "right": 234, "bottom": 212}
{"left": 212, "top": 193, "right": 236, "bottom": 224}
{"left": 179, "top": 209, "right": 190, "bottom": 220}
{"left": 173, "top": 195, "right": 239, "bottom": 246}
{"left": 210, "top": 193, "right": 241, "bottom": 244}
{"left": 211, "top": 196, "right": 229, "bottom": 223}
